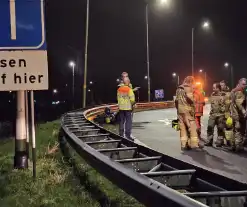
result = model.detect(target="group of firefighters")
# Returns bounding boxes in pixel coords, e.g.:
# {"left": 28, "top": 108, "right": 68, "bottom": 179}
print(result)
{"left": 175, "top": 76, "right": 247, "bottom": 153}
{"left": 116, "top": 71, "right": 247, "bottom": 153}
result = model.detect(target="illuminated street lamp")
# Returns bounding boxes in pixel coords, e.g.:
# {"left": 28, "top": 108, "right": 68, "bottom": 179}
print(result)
{"left": 192, "top": 20, "right": 211, "bottom": 76}
{"left": 53, "top": 89, "right": 58, "bottom": 94}
{"left": 202, "top": 21, "right": 210, "bottom": 29}
{"left": 199, "top": 69, "right": 207, "bottom": 89}
{"left": 69, "top": 61, "right": 76, "bottom": 109}
{"left": 172, "top": 73, "right": 179, "bottom": 86}
{"left": 224, "top": 62, "right": 229, "bottom": 68}
{"left": 224, "top": 62, "right": 234, "bottom": 88}
{"left": 144, "top": 75, "right": 148, "bottom": 80}
{"left": 160, "top": 0, "right": 168, "bottom": 4}
{"left": 89, "top": 81, "right": 93, "bottom": 85}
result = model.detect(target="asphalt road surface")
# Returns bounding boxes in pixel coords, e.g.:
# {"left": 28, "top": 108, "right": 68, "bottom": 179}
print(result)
{"left": 132, "top": 105, "right": 247, "bottom": 183}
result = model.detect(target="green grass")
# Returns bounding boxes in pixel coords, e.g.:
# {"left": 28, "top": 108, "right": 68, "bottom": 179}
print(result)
{"left": 0, "top": 121, "right": 143, "bottom": 207}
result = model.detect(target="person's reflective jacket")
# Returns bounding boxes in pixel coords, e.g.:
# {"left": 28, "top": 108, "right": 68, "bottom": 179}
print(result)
{"left": 194, "top": 88, "right": 205, "bottom": 117}
{"left": 209, "top": 91, "right": 225, "bottom": 117}
{"left": 117, "top": 84, "right": 135, "bottom": 110}
{"left": 175, "top": 84, "right": 194, "bottom": 114}
{"left": 222, "top": 86, "right": 231, "bottom": 118}
{"left": 230, "top": 87, "right": 246, "bottom": 119}
{"left": 118, "top": 82, "right": 133, "bottom": 89}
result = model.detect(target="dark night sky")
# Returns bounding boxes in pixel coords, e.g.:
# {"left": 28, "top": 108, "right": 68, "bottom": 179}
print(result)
{"left": 2, "top": 0, "right": 247, "bottom": 110}
{"left": 47, "top": 0, "right": 247, "bottom": 104}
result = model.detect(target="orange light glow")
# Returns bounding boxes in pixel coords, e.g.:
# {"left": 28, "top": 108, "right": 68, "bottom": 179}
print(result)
{"left": 204, "top": 97, "right": 208, "bottom": 102}
{"left": 196, "top": 82, "right": 201, "bottom": 85}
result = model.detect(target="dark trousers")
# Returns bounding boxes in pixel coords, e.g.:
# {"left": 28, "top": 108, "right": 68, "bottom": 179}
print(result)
{"left": 119, "top": 110, "right": 132, "bottom": 139}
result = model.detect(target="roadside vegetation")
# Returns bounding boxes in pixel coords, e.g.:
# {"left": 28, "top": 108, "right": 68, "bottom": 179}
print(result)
{"left": 0, "top": 120, "right": 143, "bottom": 207}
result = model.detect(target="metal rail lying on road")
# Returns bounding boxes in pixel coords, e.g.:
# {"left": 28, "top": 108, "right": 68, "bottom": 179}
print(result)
{"left": 61, "top": 102, "right": 247, "bottom": 207}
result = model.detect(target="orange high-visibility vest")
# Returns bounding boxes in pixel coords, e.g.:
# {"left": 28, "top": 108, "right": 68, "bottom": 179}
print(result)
{"left": 194, "top": 88, "right": 205, "bottom": 116}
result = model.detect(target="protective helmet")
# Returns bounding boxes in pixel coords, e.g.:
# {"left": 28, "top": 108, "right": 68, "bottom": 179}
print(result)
{"left": 226, "top": 117, "right": 233, "bottom": 128}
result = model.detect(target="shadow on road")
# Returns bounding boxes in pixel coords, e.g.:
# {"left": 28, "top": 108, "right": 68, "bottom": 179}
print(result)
{"left": 182, "top": 149, "right": 242, "bottom": 175}
{"left": 132, "top": 122, "right": 151, "bottom": 129}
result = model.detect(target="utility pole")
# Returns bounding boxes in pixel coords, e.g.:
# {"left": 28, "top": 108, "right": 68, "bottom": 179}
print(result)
{"left": 83, "top": 0, "right": 90, "bottom": 108}
{"left": 14, "top": 91, "right": 28, "bottom": 169}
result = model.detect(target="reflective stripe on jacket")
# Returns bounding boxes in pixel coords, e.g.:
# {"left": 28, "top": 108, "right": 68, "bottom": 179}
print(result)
{"left": 117, "top": 85, "right": 135, "bottom": 110}
{"left": 175, "top": 84, "right": 194, "bottom": 114}
{"left": 194, "top": 88, "right": 205, "bottom": 116}
{"left": 230, "top": 89, "right": 246, "bottom": 119}
{"left": 209, "top": 92, "right": 225, "bottom": 117}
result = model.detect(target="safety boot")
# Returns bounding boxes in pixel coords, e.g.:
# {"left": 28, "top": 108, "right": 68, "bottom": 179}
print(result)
{"left": 215, "top": 138, "right": 224, "bottom": 147}
{"left": 235, "top": 145, "right": 244, "bottom": 153}
{"left": 204, "top": 135, "right": 213, "bottom": 146}
{"left": 204, "top": 140, "right": 213, "bottom": 147}
{"left": 198, "top": 141, "right": 204, "bottom": 149}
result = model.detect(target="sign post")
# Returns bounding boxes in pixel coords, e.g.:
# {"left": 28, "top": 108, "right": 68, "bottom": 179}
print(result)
{"left": 30, "top": 91, "right": 36, "bottom": 179}
{"left": 25, "top": 91, "right": 29, "bottom": 158}
{"left": 0, "top": 0, "right": 48, "bottom": 175}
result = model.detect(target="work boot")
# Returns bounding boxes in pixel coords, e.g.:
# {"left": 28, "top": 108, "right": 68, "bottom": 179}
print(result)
{"left": 198, "top": 141, "right": 204, "bottom": 149}
{"left": 181, "top": 141, "right": 190, "bottom": 151}
{"left": 235, "top": 145, "right": 244, "bottom": 153}
{"left": 130, "top": 134, "right": 136, "bottom": 140}
{"left": 215, "top": 139, "right": 223, "bottom": 147}
{"left": 204, "top": 140, "right": 213, "bottom": 146}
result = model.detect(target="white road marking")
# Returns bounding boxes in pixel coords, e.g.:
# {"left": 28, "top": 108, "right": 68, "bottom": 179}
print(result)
{"left": 158, "top": 119, "right": 172, "bottom": 125}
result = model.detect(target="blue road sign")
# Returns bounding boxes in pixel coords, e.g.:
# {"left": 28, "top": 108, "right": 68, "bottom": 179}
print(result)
{"left": 0, "top": 0, "right": 46, "bottom": 50}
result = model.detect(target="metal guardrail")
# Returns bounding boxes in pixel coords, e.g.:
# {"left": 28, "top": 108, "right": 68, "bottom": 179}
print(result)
{"left": 61, "top": 102, "right": 247, "bottom": 207}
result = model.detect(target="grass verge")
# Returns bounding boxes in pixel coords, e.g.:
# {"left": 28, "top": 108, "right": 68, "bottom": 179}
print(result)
{"left": 0, "top": 120, "right": 143, "bottom": 207}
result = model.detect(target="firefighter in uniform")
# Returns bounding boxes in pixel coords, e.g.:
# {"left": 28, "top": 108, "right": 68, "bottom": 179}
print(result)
{"left": 117, "top": 76, "right": 136, "bottom": 141}
{"left": 220, "top": 80, "right": 232, "bottom": 145}
{"left": 220, "top": 80, "right": 231, "bottom": 118}
{"left": 230, "top": 78, "right": 247, "bottom": 152}
{"left": 175, "top": 76, "right": 202, "bottom": 150}
{"left": 193, "top": 84, "right": 205, "bottom": 139}
{"left": 205, "top": 83, "right": 226, "bottom": 147}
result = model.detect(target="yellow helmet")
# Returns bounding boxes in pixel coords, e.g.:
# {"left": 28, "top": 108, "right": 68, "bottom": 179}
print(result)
{"left": 226, "top": 117, "right": 233, "bottom": 128}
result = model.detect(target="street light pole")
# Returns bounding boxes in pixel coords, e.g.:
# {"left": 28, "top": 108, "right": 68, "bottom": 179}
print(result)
{"left": 146, "top": 4, "right": 151, "bottom": 102}
{"left": 192, "top": 21, "right": 210, "bottom": 78}
{"left": 224, "top": 62, "right": 234, "bottom": 89}
{"left": 83, "top": 0, "right": 90, "bottom": 108}
{"left": 172, "top": 73, "right": 179, "bottom": 86}
{"left": 72, "top": 64, "right": 75, "bottom": 109}
{"left": 230, "top": 65, "right": 234, "bottom": 89}
{"left": 192, "top": 28, "right": 194, "bottom": 77}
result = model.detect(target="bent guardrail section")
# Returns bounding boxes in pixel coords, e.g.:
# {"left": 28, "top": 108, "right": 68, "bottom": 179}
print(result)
{"left": 61, "top": 102, "right": 247, "bottom": 207}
